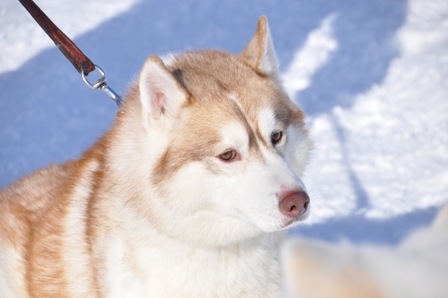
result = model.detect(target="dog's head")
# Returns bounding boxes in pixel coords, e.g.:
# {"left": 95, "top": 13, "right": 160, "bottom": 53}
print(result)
{"left": 121, "top": 16, "right": 312, "bottom": 246}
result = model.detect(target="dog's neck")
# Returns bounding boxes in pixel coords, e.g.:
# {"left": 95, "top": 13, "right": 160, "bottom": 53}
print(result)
{"left": 101, "top": 203, "right": 283, "bottom": 297}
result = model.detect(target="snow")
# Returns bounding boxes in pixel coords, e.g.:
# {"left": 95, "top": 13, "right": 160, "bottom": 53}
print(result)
{"left": 1, "top": 0, "right": 447, "bottom": 245}
{"left": 282, "top": 13, "right": 338, "bottom": 97}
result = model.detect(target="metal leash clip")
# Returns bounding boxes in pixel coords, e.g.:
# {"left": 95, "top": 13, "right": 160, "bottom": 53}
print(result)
{"left": 18, "top": 0, "right": 123, "bottom": 108}
{"left": 81, "top": 65, "right": 122, "bottom": 106}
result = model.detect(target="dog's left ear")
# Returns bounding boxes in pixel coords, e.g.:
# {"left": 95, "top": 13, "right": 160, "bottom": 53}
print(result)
{"left": 240, "top": 16, "right": 279, "bottom": 79}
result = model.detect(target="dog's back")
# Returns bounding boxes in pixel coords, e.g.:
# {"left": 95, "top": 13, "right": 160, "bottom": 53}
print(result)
{"left": 282, "top": 203, "right": 448, "bottom": 298}
{"left": 0, "top": 163, "right": 74, "bottom": 297}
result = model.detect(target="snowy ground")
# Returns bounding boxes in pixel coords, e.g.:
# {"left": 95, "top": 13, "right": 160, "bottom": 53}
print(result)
{"left": 1, "top": 0, "right": 447, "bottom": 245}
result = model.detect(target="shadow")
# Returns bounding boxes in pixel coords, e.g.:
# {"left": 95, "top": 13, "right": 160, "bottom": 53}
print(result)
{"left": 0, "top": 0, "right": 407, "bottom": 195}
{"left": 296, "top": 0, "right": 408, "bottom": 115}
{"left": 330, "top": 114, "right": 371, "bottom": 211}
{"left": 289, "top": 205, "right": 440, "bottom": 245}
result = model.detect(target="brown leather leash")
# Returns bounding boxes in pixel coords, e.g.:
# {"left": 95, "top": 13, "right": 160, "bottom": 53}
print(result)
{"left": 18, "top": 0, "right": 122, "bottom": 106}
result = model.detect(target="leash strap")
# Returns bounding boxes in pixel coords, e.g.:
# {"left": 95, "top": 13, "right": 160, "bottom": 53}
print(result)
{"left": 18, "top": 0, "right": 122, "bottom": 106}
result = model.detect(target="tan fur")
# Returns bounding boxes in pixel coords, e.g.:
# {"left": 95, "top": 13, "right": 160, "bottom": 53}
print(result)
{"left": 283, "top": 243, "right": 384, "bottom": 298}
{"left": 240, "top": 16, "right": 271, "bottom": 73}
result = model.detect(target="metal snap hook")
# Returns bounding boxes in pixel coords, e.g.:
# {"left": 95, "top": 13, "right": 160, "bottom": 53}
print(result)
{"left": 81, "top": 65, "right": 122, "bottom": 106}
{"left": 81, "top": 65, "right": 107, "bottom": 90}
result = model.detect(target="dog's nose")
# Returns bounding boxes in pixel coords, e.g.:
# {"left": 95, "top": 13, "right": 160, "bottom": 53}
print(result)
{"left": 279, "top": 191, "right": 310, "bottom": 218}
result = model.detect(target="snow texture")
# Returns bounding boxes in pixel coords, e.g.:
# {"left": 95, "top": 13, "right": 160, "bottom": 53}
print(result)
{"left": 1, "top": 0, "right": 447, "bottom": 245}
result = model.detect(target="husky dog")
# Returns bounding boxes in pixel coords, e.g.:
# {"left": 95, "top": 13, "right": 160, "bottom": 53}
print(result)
{"left": 0, "top": 16, "right": 313, "bottom": 297}
{"left": 282, "top": 203, "right": 448, "bottom": 298}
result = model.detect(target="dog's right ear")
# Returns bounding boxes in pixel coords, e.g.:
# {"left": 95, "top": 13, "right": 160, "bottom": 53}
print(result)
{"left": 138, "top": 55, "right": 188, "bottom": 121}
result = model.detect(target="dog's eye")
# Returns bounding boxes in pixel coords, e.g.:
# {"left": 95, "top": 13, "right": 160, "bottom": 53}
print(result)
{"left": 271, "top": 131, "right": 283, "bottom": 145}
{"left": 219, "top": 150, "right": 237, "bottom": 162}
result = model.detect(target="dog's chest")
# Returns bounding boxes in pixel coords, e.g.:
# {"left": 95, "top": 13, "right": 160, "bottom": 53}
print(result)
{"left": 99, "top": 231, "right": 281, "bottom": 298}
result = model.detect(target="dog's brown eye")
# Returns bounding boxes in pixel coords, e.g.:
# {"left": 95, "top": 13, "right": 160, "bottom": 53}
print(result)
{"left": 219, "top": 150, "right": 236, "bottom": 162}
{"left": 271, "top": 131, "right": 283, "bottom": 145}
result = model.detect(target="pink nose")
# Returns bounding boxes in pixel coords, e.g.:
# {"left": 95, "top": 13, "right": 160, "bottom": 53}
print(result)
{"left": 279, "top": 191, "right": 310, "bottom": 218}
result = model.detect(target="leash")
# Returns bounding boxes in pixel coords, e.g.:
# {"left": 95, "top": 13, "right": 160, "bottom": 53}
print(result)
{"left": 18, "top": 0, "right": 122, "bottom": 106}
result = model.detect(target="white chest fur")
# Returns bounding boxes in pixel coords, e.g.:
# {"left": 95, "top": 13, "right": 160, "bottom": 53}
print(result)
{"left": 96, "top": 212, "right": 282, "bottom": 298}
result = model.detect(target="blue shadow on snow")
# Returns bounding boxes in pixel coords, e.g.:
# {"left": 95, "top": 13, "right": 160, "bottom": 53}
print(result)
{"left": 289, "top": 205, "right": 440, "bottom": 246}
